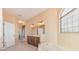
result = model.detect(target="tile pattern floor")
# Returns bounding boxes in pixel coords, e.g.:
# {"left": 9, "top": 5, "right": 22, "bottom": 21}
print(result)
{"left": 2, "top": 40, "right": 38, "bottom": 51}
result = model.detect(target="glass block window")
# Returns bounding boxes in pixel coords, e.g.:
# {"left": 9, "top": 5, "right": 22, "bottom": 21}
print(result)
{"left": 60, "top": 9, "right": 79, "bottom": 32}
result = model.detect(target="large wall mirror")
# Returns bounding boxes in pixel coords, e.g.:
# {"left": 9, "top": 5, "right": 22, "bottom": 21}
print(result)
{"left": 37, "top": 25, "right": 45, "bottom": 35}
{"left": 37, "top": 21, "right": 45, "bottom": 35}
{"left": 30, "top": 21, "right": 45, "bottom": 35}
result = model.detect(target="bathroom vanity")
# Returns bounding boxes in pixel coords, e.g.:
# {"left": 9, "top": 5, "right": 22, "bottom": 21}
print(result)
{"left": 27, "top": 35, "right": 40, "bottom": 47}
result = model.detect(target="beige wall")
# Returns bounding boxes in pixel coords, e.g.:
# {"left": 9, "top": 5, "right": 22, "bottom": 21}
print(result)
{"left": 0, "top": 8, "right": 2, "bottom": 17}
{"left": 58, "top": 33, "right": 79, "bottom": 50}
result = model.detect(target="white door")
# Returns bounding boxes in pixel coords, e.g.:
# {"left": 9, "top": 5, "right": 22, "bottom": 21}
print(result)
{"left": 0, "top": 17, "right": 3, "bottom": 49}
{"left": 4, "top": 22, "right": 15, "bottom": 48}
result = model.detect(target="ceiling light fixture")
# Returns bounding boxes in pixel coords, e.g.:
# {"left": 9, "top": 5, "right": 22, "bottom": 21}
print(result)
{"left": 18, "top": 20, "right": 23, "bottom": 23}
{"left": 37, "top": 21, "right": 45, "bottom": 26}
{"left": 30, "top": 24, "right": 34, "bottom": 28}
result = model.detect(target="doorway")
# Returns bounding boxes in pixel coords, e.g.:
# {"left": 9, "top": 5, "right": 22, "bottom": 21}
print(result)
{"left": 19, "top": 25, "right": 25, "bottom": 41}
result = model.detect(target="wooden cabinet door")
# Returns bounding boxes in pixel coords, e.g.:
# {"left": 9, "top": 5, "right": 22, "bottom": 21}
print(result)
{"left": 27, "top": 36, "right": 40, "bottom": 47}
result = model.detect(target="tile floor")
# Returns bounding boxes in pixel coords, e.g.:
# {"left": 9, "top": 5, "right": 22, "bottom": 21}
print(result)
{"left": 1, "top": 40, "right": 38, "bottom": 51}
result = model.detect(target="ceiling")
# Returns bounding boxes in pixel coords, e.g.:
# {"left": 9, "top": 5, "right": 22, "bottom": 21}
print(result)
{"left": 4, "top": 8, "right": 47, "bottom": 20}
